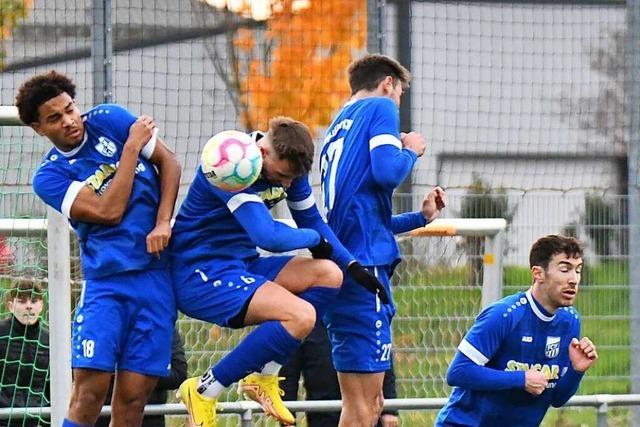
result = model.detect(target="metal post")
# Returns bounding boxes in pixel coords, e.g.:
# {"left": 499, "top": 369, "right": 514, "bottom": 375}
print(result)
{"left": 597, "top": 402, "right": 608, "bottom": 427}
{"left": 481, "top": 230, "right": 504, "bottom": 308}
{"left": 366, "top": 0, "right": 384, "bottom": 53}
{"left": 92, "top": 0, "right": 113, "bottom": 104}
{"left": 627, "top": 1, "right": 640, "bottom": 425}
{"left": 46, "top": 208, "right": 72, "bottom": 426}
{"left": 241, "top": 409, "right": 253, "bottom": 427}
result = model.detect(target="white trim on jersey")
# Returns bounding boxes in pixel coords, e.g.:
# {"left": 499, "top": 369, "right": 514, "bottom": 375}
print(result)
{"left": 287, "top": 194, "right": 315, "bottom": 211}
{"left": 141, "top": 127, "right": 159, "bottom": 159}
{"left": 227, "top": 193, "right": 263, "bottom": 213}
{"left": 56, "top": 131, "right": 88, "bottom": 158}
{"left": 369, "top": 134, "right": 401, "bottom": 151}
{"left": 526, "top": 289, "right": 555, "bottom": 322}
{"left": 458, "top": 338, "right": 489, "bottom": 366}
{"left": 61, "top": 181, "right": 86, "bottom": 218}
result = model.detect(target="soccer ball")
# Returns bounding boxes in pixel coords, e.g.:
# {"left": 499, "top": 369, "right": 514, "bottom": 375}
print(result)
{"left": 201, "top": 130, "right": 263, "bottom": 192}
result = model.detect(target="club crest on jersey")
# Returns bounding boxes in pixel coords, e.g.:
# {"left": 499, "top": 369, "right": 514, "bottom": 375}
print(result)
{"left": 545, "top": 336, "right": 561, "bottom": 358}
{"left": 95, "top": 136, "right": 117, "bottom": 157}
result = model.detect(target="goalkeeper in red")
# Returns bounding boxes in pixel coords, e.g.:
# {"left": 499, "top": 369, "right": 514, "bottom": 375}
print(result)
{"left": 319, "top": 53, "right": 446, "bottom": 427}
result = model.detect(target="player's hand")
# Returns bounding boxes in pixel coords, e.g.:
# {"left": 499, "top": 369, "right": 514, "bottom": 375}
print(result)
{"left": 569, "top": 337, "right": 598, "bottom": 372}
{"left": 347, "top": 262, "right": 390, "bottom": 304}
{"left": 127, "top": 115, "right": 156, "bottom": 152}
{"left": 380, "top": 414, "right": 399, "bottom": 427}
{"left": 524, "top": 370, "right": 548, "bottom": 395}
{"left": 310, "top": 237, "right": 333, "bottom": 259}
{"left": 146, "top": 220, "right": 172, "bottom": 257}
{"left": 400, "top": 131, "right": 426, "bottom": 157}
{"left": 421, "top": 186, "right": 446, "bottom": 222}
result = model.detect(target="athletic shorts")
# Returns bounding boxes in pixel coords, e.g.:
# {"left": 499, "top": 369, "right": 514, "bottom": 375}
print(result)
{"left": 172, "top": 255, "right": 293, "bottom": 327}
{"left": 72, "top": 268, "right": 176, "bottom": 377}
{"left": 323, "top": 265, "right": 396, "bottom": 373}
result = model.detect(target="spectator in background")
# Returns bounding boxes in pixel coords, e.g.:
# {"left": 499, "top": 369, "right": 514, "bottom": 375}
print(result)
{"left": 95, "top": 329, "right": 187, "bottom": 427}
{"left": 279, "top": 320, "right": 399, "bottom": 427}
{"left": 0, "top": 278, "right": 50, "bottom": 427}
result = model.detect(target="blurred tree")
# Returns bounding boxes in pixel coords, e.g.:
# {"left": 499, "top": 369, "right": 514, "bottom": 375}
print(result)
{"left": 459, "top": 174, "right": 515, "bottom": 286}
{"left": 198, "top": 0, "right": 366, "bottom": 135}
{"left": 0, "top": 0, "right": 31, "bottom": 69}
{"left": 583, "top": 194, "right": 616, "bottom": 257}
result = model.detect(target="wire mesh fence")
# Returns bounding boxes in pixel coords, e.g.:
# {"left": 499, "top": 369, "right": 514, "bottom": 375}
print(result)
{"left": 0, "top": 0, "right": 637, "bottom": 425}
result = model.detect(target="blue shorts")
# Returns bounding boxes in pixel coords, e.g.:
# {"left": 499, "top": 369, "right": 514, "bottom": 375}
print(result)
{"left": 324, "top": 265, "right": 396, "bottom": 373}
{"left": 72, "top": 268, "right": 176, "bottom": 377}
{"left": 172, "top": 255, "right": 293, "bottom": 327}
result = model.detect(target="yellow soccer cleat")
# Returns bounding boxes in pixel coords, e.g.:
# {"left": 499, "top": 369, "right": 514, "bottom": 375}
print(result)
{"left": 239, "top": 374, "right": 295, "bottom": 425}
{"left": 177, "top": 377, "right": 218, "bottom": 427}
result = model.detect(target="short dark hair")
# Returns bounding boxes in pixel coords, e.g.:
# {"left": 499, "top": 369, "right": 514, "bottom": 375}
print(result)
{"left": 529, "top": 235, "right": 583, "bottom": 270}
{"left": 348, "top": 54, "right": 411, "bottom": 95}
{"left": 15, "top": 70, "right": 77, "bottom": 124}
{"left": 268, "top": 116, "right": 314, "bottom": 176}
{"left": 7, "top": 278, "right": 45, "bottom": 303}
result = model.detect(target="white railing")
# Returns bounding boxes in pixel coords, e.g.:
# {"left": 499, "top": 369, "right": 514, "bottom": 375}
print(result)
{"left": 1, "top": 395, "right": 638, "bottom": 427}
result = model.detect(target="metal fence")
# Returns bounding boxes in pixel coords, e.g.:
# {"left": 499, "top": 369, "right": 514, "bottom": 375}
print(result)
{"left": 1, "top": 0, "right": 640, "bottom": 426}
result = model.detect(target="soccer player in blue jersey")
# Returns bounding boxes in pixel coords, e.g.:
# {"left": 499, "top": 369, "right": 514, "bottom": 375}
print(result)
{"left": 171, "top": 116, "right": 385, "bottom": 427}
{"left": 435, "top": 235, "right": 598, "bottom": 427}
{"left": 16, "top": 71, "right": 181, "bottom": 427}
{"left": 319, "top": 53, "right": 446, "bottom": 427}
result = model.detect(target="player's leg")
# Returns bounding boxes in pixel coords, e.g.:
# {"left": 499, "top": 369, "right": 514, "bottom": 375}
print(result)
{"left": 109, "top": 371, "right": 158, "bottom": 427}
{"left": 63, "top": 278, "right": 128, "bottom": 425}
{"left": 250, "top": 255, "right": 342, "bottom": 319}
{"left": 114, "top": 268, "right": 176, "bottom": 426}
{"left": 324, "top": 265, "right": 395, "bottom": 427}
{"left": 337, "top": 372, "right": 385, "bottom": 427}
{"left": 63, "top": 369, "right": 112, "bottom": 425}
{"left": 174, "top": 262, "right": 313, "bottom": 426}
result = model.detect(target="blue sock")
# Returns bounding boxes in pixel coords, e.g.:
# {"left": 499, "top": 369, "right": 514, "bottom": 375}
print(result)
{"left": 299, "top": 286, "right": 340, "bottom": 318}
{"left": 62, "top": 419, "right": 91, "bottom": 427}
{"left": 212, "top": 320, "right": 301, "bottom": 386}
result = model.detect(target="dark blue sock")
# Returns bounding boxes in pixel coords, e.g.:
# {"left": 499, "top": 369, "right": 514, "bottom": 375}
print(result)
{"left": 62, "top": 419, "right": 92, "bottom": 427}
{"left": 299, "top": 286, "right": 340, "bottom": 318}
{"left": 212, "top": 320, "right": 301, "bottom": 386}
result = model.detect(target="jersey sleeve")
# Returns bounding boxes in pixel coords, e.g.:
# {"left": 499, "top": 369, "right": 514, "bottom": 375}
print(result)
{"left": 32, "top": 163, "right": 85, "bottom": 219}
{"left": 391, "top": 211, "right": 428, "bottom": 234}
{"left": 212, "top": 183, "right": 321, "bottom": 252}
{"left": 91, "top": 104, "right": 158, "bottom": 159}
{"left": 286, "top": 176, "right": 354, "bottom": 268}
{"left": 368, "top": 99, "right": 417, "bottom": 189}
{"left": 458, "top": 302, "right": 513, "bottom": 366}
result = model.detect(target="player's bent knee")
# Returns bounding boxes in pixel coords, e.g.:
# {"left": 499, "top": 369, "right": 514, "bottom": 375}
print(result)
{"left": 292, "top": 300, "right": 316, "bottom": 335}
{"left": 316, "top": 259, "right": 343, "bottom": 287}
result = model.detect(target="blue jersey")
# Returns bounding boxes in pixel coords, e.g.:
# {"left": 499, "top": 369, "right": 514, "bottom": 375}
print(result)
{"left": 436, "top": 290, "right": 583, "bottom": 427}
{"left": 32, "top": 104, "right": 165, "bottom": 279}
{"left": 170, "top": 167, "right": 353, "bottom": 283}
{"left": 320, "top": 97, "right": 417, "bottom": 267}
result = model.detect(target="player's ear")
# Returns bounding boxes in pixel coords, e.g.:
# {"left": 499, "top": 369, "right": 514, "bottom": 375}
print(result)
{"left": 379, "top": 76, "right": 394, "bottom": 95}
{"left": 30, "top": 122, "right": 44, "bottom": 136}
{"left": 531, "top": 265, "right": 544, "bottom": 284}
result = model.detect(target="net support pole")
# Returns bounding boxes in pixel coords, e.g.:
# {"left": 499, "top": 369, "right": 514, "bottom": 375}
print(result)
{"left": 481, "top": 230, "right": 505, "bottom": 308}
{"left": 47, "top": 208, "right": 72, "bottom": 425}
{"left": 92, "top": 0, "right": 113, "bottom": 104}
{"left": 366, "top": 0, "right": 384, "bottom": 54}
{"left": 627, "top": 1, "right": 640, "bottom": 424}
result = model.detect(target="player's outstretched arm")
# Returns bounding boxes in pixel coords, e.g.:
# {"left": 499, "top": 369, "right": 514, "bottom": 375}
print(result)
{"left": 390, "top": 186, "right": 447, "bottom": 234}
{"left": 145, "top": 136, "right": 181, "bottom": 256}
{"left": 68, "top": 115, "right": 156, "bottom": 225}
{"left": 551, "top": 337, "right": 598, "bottom": 407}
{"left": 446, "top": 351, "right": 525, "bottom": 392}
{"left": 229, "top": 194, "right": 321, "bottom": 252}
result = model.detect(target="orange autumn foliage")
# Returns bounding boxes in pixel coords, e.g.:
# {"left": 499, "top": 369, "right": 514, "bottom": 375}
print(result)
{"left": 231, "top": 0, "right": 366, "bottom": 136}
{"left": 0, "top": 0, "right": 32, "bottom": 68}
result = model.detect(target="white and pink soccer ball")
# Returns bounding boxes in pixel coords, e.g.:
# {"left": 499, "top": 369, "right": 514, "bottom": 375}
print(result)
{"left": 201, "top": 130, "right": 263, "bottom": 192}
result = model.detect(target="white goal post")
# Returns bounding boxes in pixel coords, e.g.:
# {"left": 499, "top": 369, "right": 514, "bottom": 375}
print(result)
{"left": 0, "top": 107, "right": 72, "bottom": 426}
